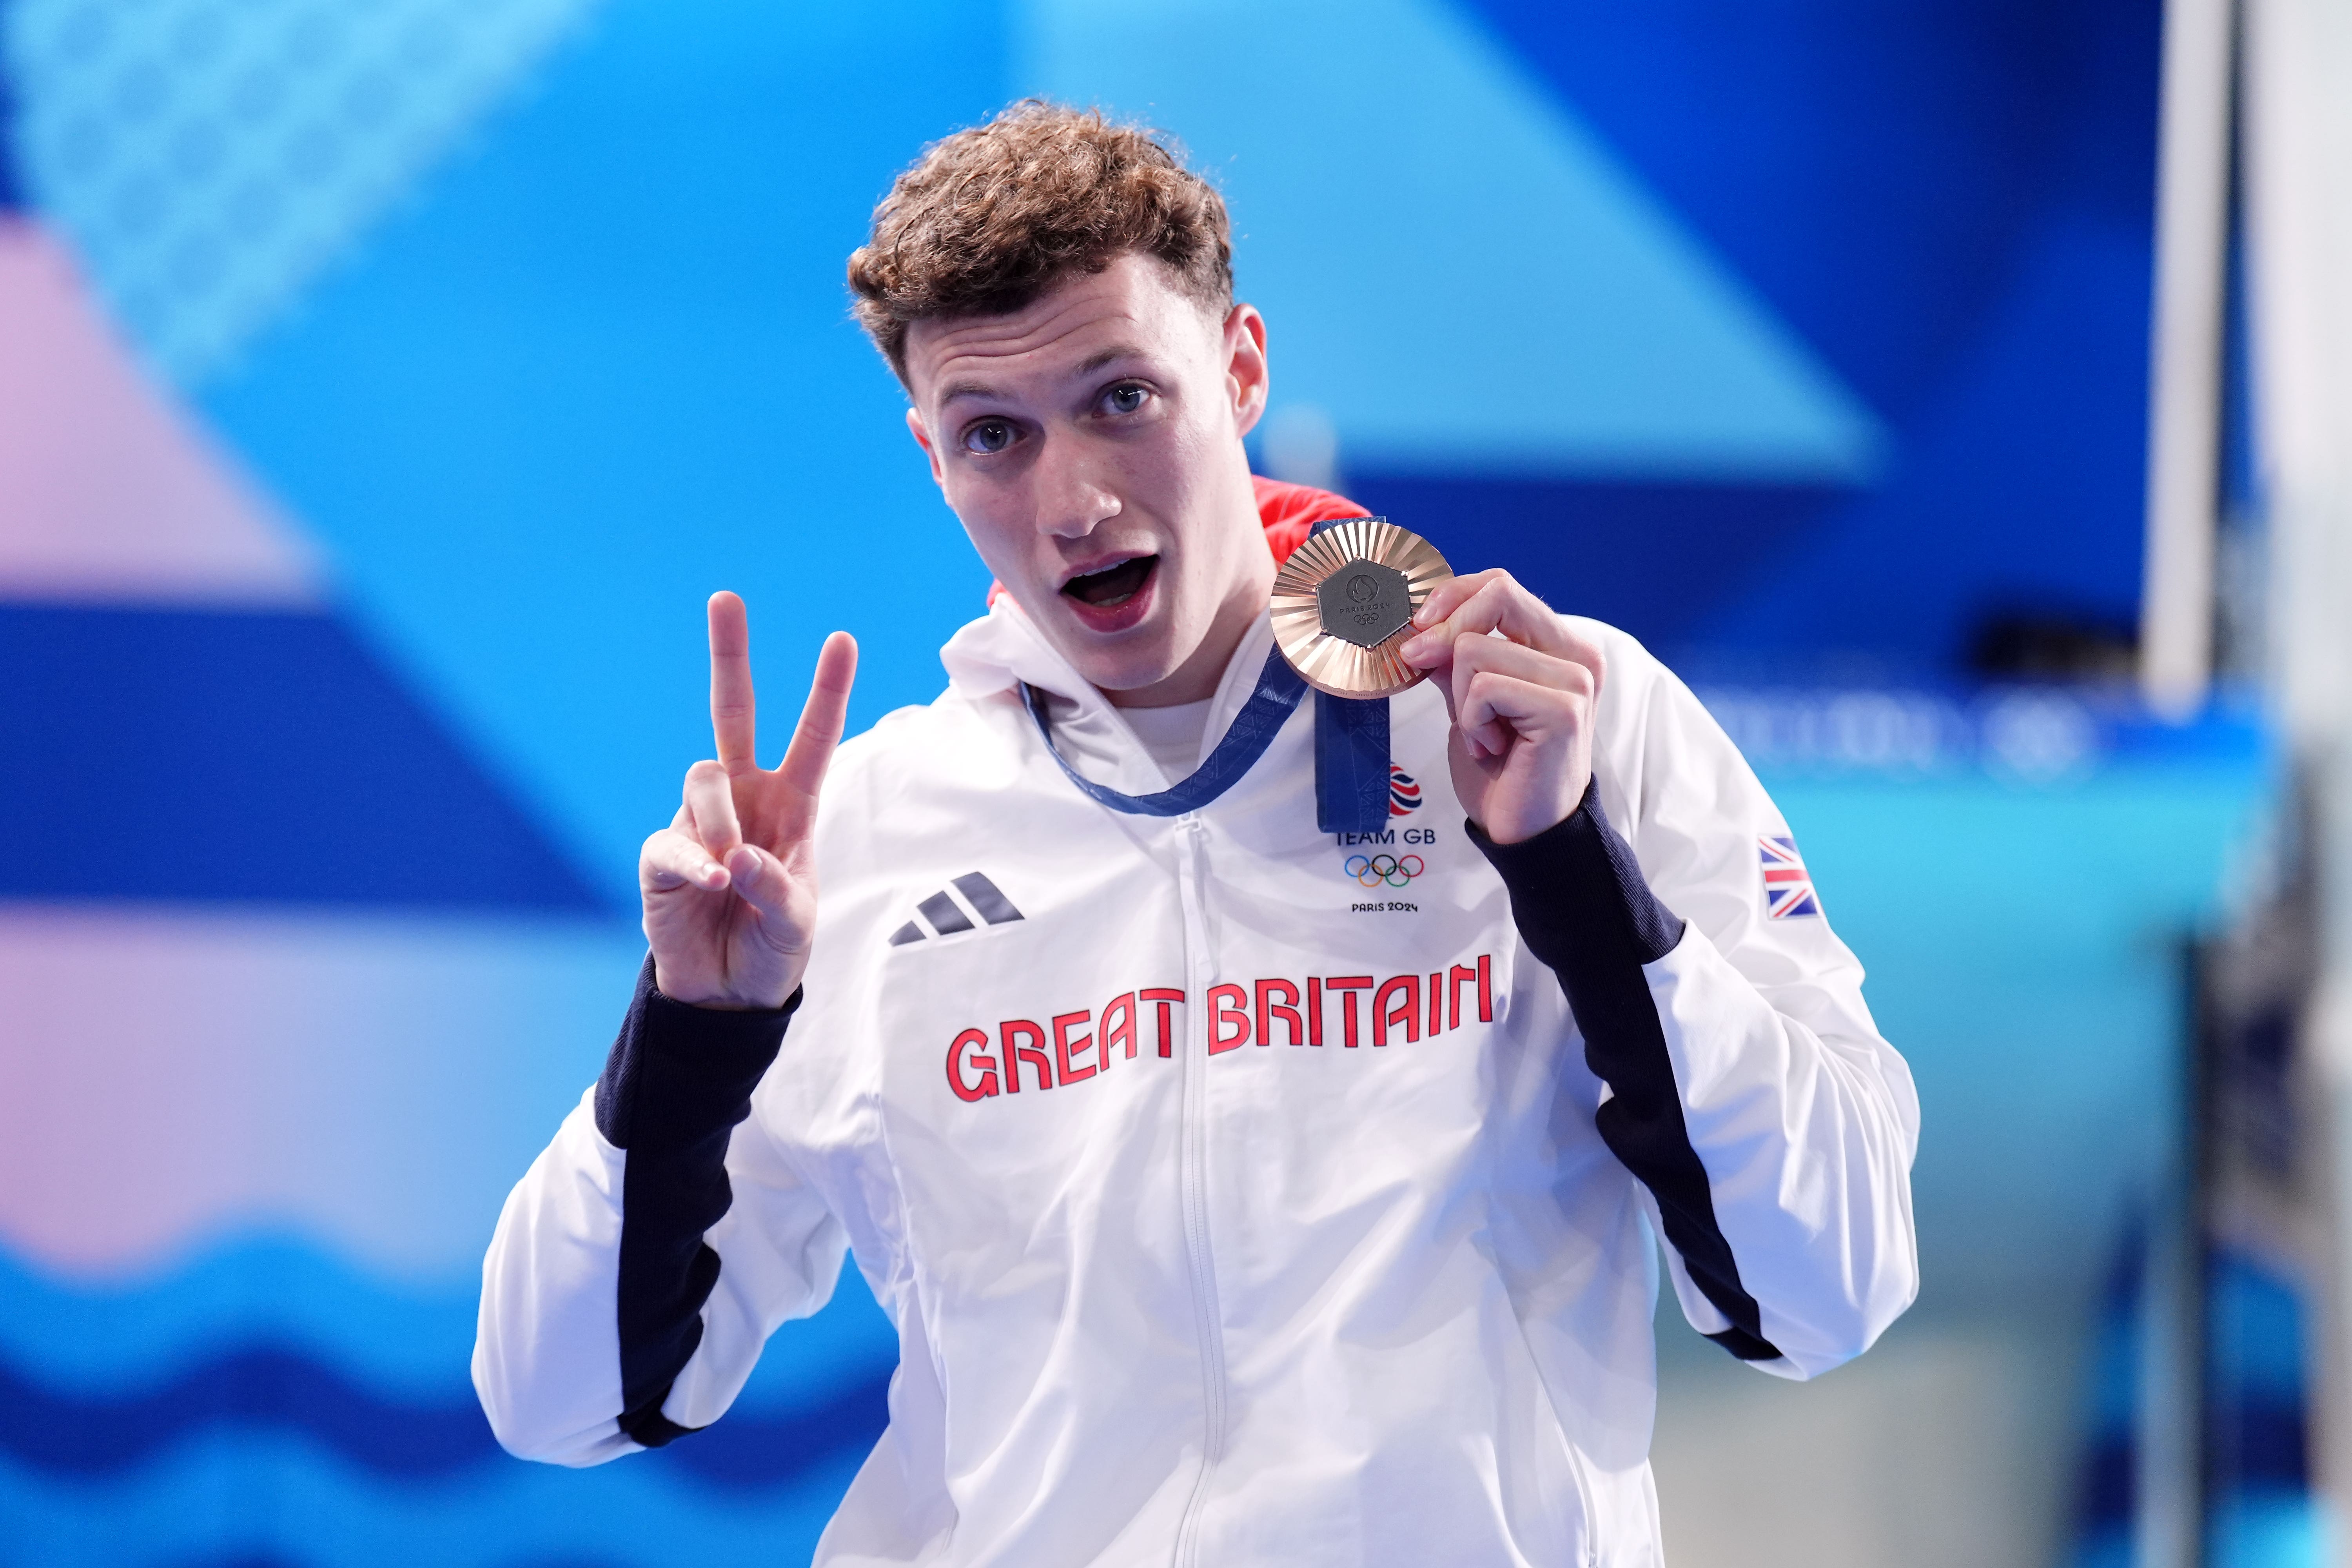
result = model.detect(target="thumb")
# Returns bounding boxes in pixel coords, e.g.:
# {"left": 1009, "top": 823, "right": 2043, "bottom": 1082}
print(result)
{"left": 723, "top": 844, "right": 799, "bottom": 934}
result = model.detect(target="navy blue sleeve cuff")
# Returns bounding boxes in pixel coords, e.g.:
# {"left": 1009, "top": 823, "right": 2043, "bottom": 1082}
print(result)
{"left": 1470, "top": 783, "right": 1782, "bottom": 1364}
{"left": 1465, "top": 780, "right": 1685, "bottom": 974}
{"left": 594, "top": 955, "right": 799, "bottom": 1152}
{"left": 593, "top": 955, "right": 801, "bottom": 1447}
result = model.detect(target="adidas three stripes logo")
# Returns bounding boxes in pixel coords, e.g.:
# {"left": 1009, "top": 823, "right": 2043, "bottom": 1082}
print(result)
{"left": 888, "top": 873, "right": 1025, "bottom": 946}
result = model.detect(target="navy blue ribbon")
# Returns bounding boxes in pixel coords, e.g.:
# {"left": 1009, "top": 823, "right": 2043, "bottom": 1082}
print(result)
{"left": 1313, "top": 687, "right": 1392, "bottom": 834}
{"left": 1020, "top": 517, "right": 1399, "bottom": 831}
{"left": 1305, "top": 516, "right": 1397, "bottom": 834}
{"left": 1022, "top": 646, "right": 1310, "bottom": 818}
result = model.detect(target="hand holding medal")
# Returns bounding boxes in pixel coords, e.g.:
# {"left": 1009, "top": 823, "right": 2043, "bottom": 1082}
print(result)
{"left": 1396, "top": 563, "right": 1607, "bottom": 846}
{"left": 1268, "top": 519, "right": 1605, "bottom": 844}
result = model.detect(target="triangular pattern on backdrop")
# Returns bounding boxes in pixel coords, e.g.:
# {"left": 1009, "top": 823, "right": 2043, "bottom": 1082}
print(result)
{"left": 5, "top": 0, "right": 602, "bottom": 385}
{"left": 0, "top": 223, "right": 598, "bottom": 910}
{"left": 0, "top": 602, "right": 606, "bottom": 911}
{"left": 1016, "top": 0, "right": 1885, "bottom": 481}
{"left": 0, "top": 218, "right": 319, "bottom": 603}
{"left": 0, "top": 26, "right": 608, "bottom": 910}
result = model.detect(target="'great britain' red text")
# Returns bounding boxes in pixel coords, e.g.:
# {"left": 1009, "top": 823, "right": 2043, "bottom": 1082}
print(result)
{"left": 946, "top": 955, "right": 1496, "bottom": 1103}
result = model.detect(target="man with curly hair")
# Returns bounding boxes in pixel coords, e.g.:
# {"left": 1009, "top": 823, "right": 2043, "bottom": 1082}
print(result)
{"left": 477, "top": 100, "right": 1919, "bottom": 1566}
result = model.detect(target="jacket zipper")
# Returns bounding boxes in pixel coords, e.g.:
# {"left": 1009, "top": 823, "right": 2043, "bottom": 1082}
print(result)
{"left": 1171, "top": 816, "right": 1228, "bottom": 1568}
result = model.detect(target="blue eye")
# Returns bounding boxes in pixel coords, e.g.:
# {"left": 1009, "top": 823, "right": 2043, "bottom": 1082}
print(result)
{"left": 962, "top": 419, "right": 1016, "bottom": 455}
{"left": 1104, "top": 384, "right": 1147, "bottom": 415}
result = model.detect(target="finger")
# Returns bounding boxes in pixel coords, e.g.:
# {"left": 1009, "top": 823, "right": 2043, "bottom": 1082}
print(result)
{"left": 1400, "top": 574, "right": 1500, "bottom": 719}
{"left": 642, "top": 826, "right": 729, "bottom": 893}
{"left": 1410, "top": 568, "right": 1507, "bottom": 631}
{"left": 1420, "top": 575, "right": 1564, "bottom": 653}
{"left": 720, "top": 844, "right": 800, "bottom": 939}
{"left": 1411, "top": 602, "right": 1599, "bottom": 729}
{"left": 1407, "top": 568, "right": 1541, "bottom": 644}
{"left": 770, "top": 630, "right": 859, "bottom": 820}
{"left": 1403, "top": 574, "right": 1573, "bottom": 665}
{"left": 1447, "top": 634, "right": 1596, "bottom": 723}
{"left": 709, "top": 591, "right": 759, "bottom": 769}
{"left": 1459, "top": 671, "right": 1579, "bottom": 756}
{"left": 682, "top": 758, "right": 744, "bottom": 861}
{"left": 1448, "top": 636, "right": 1587, "bottom": 755}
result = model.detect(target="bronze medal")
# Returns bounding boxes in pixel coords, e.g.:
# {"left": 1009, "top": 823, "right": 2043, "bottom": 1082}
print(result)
{"left": 1270, "top": 518, "right": 1454, "bottom": 698}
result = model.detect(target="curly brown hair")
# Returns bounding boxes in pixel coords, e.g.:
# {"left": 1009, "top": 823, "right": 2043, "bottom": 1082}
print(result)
{"left": 847, "top": 100, "right": 1234, "bottom": 383}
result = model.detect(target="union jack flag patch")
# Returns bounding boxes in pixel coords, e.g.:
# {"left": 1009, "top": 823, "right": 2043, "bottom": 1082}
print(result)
{"left": 1760, "top": 835, "right": 1821, "bottom": 918}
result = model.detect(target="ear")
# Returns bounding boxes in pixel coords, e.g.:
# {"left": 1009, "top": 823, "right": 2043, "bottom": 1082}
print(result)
{"left": 906, "top": 407, "right": 946, "bottom": 488}
{"left": 1221, "top": 303, "right": 1270, "bottom": 440}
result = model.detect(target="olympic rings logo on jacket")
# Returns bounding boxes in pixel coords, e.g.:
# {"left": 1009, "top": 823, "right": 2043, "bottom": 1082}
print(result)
{"left": 1345, "top": 852, "right": 1425, "bottom": 888}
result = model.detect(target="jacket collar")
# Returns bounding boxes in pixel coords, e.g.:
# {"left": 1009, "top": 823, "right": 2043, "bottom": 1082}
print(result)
{"left": 940, "top": 594, "right": 1281, "bottom": 795}
{"left": 938, "top": 477, "right": 1368, "bottom": 793}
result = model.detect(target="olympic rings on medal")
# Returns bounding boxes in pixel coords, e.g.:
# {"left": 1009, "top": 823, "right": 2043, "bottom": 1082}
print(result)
{"left": 1343, "top": 853, "right": 1426, "bottom": 888}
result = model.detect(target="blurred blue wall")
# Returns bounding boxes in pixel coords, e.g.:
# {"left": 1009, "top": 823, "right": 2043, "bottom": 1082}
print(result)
{"left": 14, "top": 0, "right": 2162, "bottom": 903}
{"left": 0, "top": 1, "right": 2239, "bottom": 1563}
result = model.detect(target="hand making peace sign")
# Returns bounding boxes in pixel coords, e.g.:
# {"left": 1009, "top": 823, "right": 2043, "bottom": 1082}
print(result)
{"left": 640, "top": 592, "right": 858, "bottom": 1010}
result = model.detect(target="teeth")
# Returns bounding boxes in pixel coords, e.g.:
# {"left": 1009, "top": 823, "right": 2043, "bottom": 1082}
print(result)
{"left": 1064, "top": 556, "right": 1152, "bottom": 606}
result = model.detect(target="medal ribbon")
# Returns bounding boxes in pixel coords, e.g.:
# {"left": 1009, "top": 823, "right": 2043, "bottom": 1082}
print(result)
{"left": 1022, "top": 644, "right": 1310, "bottom": 817}
{"left": 1312, "top": 686, "right": 1392, "bottom": 834}
{"left": 1021, "top": 519, "right": 1398, "bottom": 832}
{"left": 1304, "top": 517, "right": 1396, "bottom": 835}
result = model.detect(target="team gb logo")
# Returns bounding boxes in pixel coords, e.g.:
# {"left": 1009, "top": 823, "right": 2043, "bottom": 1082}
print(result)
{"left": 1388, "top": 764, "right": 1421, "bottom": 817}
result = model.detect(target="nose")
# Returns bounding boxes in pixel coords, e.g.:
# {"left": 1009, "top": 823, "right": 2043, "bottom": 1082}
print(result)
{"left": 1032, "top": 435, "right": 1120, "bottom": 540}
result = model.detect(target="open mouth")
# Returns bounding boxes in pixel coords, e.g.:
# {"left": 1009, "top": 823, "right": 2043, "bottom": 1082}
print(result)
{"left": 1062, "top": 555, "right": 1158, "bottom": 609}
{"left": 1058, "top": 554, "right": 1159, "bottom": 635}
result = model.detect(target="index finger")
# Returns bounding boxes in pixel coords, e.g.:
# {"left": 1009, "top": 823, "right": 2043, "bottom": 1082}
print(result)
{"left": 709, "top": 591, "right": 758, "bottom": 768}
{"left": 772, "top": 630, "right": 859, "bottom": 805}
{"left": 1404, "top": 571, "right": 1571, "bottom": 661}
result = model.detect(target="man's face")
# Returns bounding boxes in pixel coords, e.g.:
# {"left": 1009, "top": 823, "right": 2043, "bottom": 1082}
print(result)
{"left": 903, "top": 253, "right": 1272, "bottom": 704}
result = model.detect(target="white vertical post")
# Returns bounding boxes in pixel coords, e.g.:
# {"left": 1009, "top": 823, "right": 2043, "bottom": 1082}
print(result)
{"left": 2138, "top": 8, "right": 2239, "bottom": 1559}
{"left": 2244, "top": 0, "right": 2352, "bottom": 1552}
{"left": 2140, "top": 0, "right": 2237, "bottom": 721}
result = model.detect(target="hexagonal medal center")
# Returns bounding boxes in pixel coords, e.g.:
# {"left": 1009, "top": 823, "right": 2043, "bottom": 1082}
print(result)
{"left": 1315, "top": 559, "right": 1412, "bottom": 648}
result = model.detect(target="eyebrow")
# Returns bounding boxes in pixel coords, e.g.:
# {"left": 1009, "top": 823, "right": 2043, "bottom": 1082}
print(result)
{"left": 1074, "top": 345, "right": 1144, "bottom": 377}
{"left": 933, "top": 345, "right": 1150, "bottom": 408}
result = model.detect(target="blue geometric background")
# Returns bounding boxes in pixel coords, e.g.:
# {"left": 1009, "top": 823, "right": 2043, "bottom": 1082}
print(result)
{"left": 20, "top": 0, "right": 2163, "bottom": 903}
{"left": 0, "top": 2, "right": 2270, "bottom": 1564}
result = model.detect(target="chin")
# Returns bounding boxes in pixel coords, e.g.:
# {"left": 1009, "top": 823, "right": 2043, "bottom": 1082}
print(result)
{"left": 1040, "top": 593, "right": 1187, "bottom": 695}
{"left": 1062, "top": 639, "right": 1183, "bottom": 697}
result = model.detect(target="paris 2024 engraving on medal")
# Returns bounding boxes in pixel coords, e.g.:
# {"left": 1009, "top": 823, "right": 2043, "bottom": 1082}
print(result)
{"left": 1316, "top": 561, "right": 1413, "bottom": 649}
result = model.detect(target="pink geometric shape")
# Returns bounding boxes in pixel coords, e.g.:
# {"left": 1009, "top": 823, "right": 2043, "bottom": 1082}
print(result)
{"left": 0, "top": 902, "right": 635, "bottom": 1279}
{"left": 0, "top": 217, "right": 322, "bottom": 605}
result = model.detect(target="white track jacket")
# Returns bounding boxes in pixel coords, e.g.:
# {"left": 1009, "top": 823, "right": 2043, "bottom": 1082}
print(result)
{"left": 476, "top": 584, "right": 1920, "bottom": 1567}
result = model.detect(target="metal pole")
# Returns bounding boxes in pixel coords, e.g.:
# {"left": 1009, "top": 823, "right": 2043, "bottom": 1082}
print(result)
{"left": 2242, "top": 0, "right": 2352, "bottom": 1550}
{"left": 2140, "top": 0, "right": 2237, "bottom": 721}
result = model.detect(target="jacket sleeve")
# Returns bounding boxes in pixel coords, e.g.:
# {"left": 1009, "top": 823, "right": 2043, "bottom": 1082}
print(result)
{"left": 473, "top": 956, "right": 850, "bottom": 1463}
{"left": 1471, "top": 638, "right": 1920, "bottom": 1379}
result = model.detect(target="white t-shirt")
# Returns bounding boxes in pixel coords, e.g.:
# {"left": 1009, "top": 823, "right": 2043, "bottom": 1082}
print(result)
{"left": 1117, "top": 697, "right": 1215, "bottom": 783}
